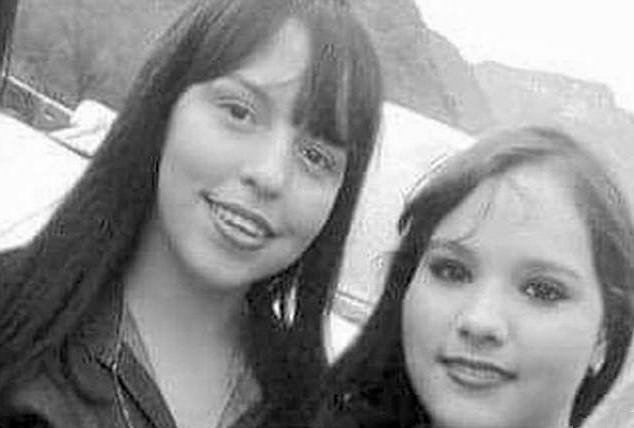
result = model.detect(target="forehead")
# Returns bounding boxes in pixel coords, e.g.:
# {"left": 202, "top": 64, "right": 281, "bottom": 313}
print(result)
{"left": 436, "top": 164, "right": 579, "bottom": 235}
{"left": 432, "top": 164, "right": 596, "bottom": 276}
{"left": 233, "top": 18, "right": 310, "bottom": 89}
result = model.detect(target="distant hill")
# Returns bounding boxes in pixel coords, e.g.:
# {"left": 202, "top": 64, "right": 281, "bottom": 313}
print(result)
{"left": 11, "top": 0, "right": 494, "bottom": 134}
{"left": 12, "top": 0, "right": 188, "bottom": 110}
{"left": 350, "top": 0, "right": 494, "bottom": 133}
{"left": 475, "top": 61, "right": 634, "bottom": 206}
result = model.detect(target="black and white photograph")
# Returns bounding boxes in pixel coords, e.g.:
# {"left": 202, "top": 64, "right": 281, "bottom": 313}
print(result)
{"left": 1, "top": 1, "right": 633, "bottom": 427}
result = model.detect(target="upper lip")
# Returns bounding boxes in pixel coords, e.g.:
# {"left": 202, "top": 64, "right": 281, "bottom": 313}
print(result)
{"left": 440, "top": 355, "right": 517, "bottom": 379}
{"left": 200, "top": 192, "right": 276, "bottom": 237}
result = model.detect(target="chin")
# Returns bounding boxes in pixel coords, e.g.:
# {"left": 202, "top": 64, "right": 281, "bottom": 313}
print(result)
{"left": 193, "top": 264, "right": 257, "bottom": 292}
{"left": 426, "top": 397, "right": 513, "bottom": 428}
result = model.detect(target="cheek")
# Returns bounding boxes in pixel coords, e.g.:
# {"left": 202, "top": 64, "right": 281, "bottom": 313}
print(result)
{"left": 402, "top": 282, "right": 449, "bottom": 375}
{"left": 519, "top": 309, "right": 602, "bottom": 389}
{"left": 285, "top": 177, "right": 342, "bottom": 239}
{"left": 402, "top": 271, "right": 457, "bottom": 346}
{"left": 157, "top": 152, "right": 189, "bottom": 213}
{"left": 162, "top": 97, "right": 243, "bottom": 188}
{"left": 157, "top": 150, "right": 204, "bottom": 213}
{"left": 158, "top": 134, "right": 242, "bottom": 214}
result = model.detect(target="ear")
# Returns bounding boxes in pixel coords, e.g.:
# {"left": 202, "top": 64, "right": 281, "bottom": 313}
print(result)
{"left": 589, "top": 328, "right": 606, "bottom": 376}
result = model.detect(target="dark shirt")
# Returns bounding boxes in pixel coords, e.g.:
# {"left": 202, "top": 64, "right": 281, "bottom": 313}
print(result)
{"left": 2, "top": 283, "right": 262, "bottom": 428}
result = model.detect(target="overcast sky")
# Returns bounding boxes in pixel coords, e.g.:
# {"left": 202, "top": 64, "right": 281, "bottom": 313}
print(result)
{"left": 414, "top": 0, "right": 634, "bottom": 113}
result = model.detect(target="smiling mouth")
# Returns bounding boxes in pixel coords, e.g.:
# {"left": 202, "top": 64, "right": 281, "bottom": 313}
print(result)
{"left": 201, "top": 193, "right": 275, "bottom": 250}
{"left": 440, "top": 356, "right": 517, "bottom": 389}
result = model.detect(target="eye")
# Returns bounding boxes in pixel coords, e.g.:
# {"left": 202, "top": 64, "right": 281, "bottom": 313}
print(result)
{"left": 217, "top": 98, "right": 257, "bottom": 128}
{"left": 227, "top": 104, "right": 253, "bottom": 121}
{"left": 522, "top": 277, "right": 568, "bottom": 303}
{"left": 298, "top": 138, "right": 338, "bottom": 173}
{"left": 428, "top": 257, "right": 472, "bottom": 284}
{"left": 301, "top": 146, "right": 332, "bottom": 169}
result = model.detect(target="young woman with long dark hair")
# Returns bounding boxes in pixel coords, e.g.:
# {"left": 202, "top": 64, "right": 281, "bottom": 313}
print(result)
{"left": 0, "top": 1, "right": 382, "bottom": 426}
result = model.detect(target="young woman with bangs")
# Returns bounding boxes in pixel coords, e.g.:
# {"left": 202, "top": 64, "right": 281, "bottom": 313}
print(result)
{"left": 0, "top": 0, "right": 383, "bottom": 427}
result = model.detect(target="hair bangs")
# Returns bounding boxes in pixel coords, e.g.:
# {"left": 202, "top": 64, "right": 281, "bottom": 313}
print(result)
{"left": 292, "top": 32, "right": 350, "bottom": 150}
{"left": 292, "top": 4, "right": 381, "bottom": 157}
{"left": 185, "top": 1, "right": 286, "bottom": 88}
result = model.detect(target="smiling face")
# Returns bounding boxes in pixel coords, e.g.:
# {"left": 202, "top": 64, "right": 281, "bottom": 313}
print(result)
{"left": 402, "top": 163, "right": 605, "bottom": 428}
{"left": 154, "top": 19, "right": 347, "bottom": 291}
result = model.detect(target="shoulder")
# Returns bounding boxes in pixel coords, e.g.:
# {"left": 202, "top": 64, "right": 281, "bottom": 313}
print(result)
{"left": 4, "top": 369, "right": 81, "bottom": 427}
{"left": 0, "top": 412, "right": 54, "bottom": 427}
{"left": 0, "top": 246, "right": 36, "bottom": 299}
{"left": 0, "top": 246, "right": 29, "bottom": 278}
{"left": 308, "top": 376, "right": 429, "bottom": 428}
{"left": 3, "top": 359, "right": 110, "bottom": 428}
{"left": 311, "top": 392, "right": 401, "bottom": 428}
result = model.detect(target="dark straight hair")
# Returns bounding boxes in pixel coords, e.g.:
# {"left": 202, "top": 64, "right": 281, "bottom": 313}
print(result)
{"left": 310, "top": 127, "right": 634, "bottom": 428}
{"left": 0, "top": 0, "right": 18, "bottom": 91}
{"left": 0, "top": 0, "right": 382, "bottom": 416}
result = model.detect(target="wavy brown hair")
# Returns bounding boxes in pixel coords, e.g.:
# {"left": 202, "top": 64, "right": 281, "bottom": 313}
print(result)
{"left": 312, "top": 127, "right": 634, "bottom": 428}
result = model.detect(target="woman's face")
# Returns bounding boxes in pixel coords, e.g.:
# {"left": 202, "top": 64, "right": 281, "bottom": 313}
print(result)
{"left": 402, "top": 164, "right": 605, "bottom": 428}
{"left": 155, "top": 19, "right": 347, "bottom": 291}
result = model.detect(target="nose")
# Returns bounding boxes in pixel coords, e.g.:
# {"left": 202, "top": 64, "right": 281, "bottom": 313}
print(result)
{"left": 239, "top": 127, "right": 295, "bottom": 199}
{"left": 454, "top": 282, "right": 509, "bottom": 349}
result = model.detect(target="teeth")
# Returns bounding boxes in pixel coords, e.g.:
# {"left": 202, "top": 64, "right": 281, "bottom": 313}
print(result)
{"left": 449, "top": 363, "right": 503, "bottom": 381}
{"left": 459, "top": 366, "right": 499, "bottom": 380}
{"left": 211, "top": 203, "right": 265, "bottom": 238}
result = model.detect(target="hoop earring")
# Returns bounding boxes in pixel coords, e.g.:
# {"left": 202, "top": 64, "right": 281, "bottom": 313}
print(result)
{"left": 589, "top": 330, "right": 606, "bottom": 376}
{"left": 589, "top": 358, "right": 604, "bottom": 376}
{"left": 270, "top": 262, "right": 302, "bottom": 328}
{"left": 282, "top": 262, "right": 302, "bottom": 327}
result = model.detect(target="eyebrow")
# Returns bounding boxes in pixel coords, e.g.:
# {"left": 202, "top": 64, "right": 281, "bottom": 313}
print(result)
{"left": 520, "top": 259, "right": 584, "bottom": 282}
{"left": 428, "top": 238, "right": 585, "bottom": 282}
{"left": 221, "top": 74, "right": 270, "bottom": 105}
{"left": 426, "top": 239, "right": 475, "bottom": 263}
{"left": 221, "top": 74, "right": 317, "bottom": 131}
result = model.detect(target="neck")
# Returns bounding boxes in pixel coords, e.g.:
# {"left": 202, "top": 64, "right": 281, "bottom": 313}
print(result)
{"left": 430, "top": 405, "right": 572, "bottom": 428}
{"left": 123, "top": 217, "right": 247, "bottom": 354}
{"left": 123, "top": 217, "right": 251, "bottom": 428}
